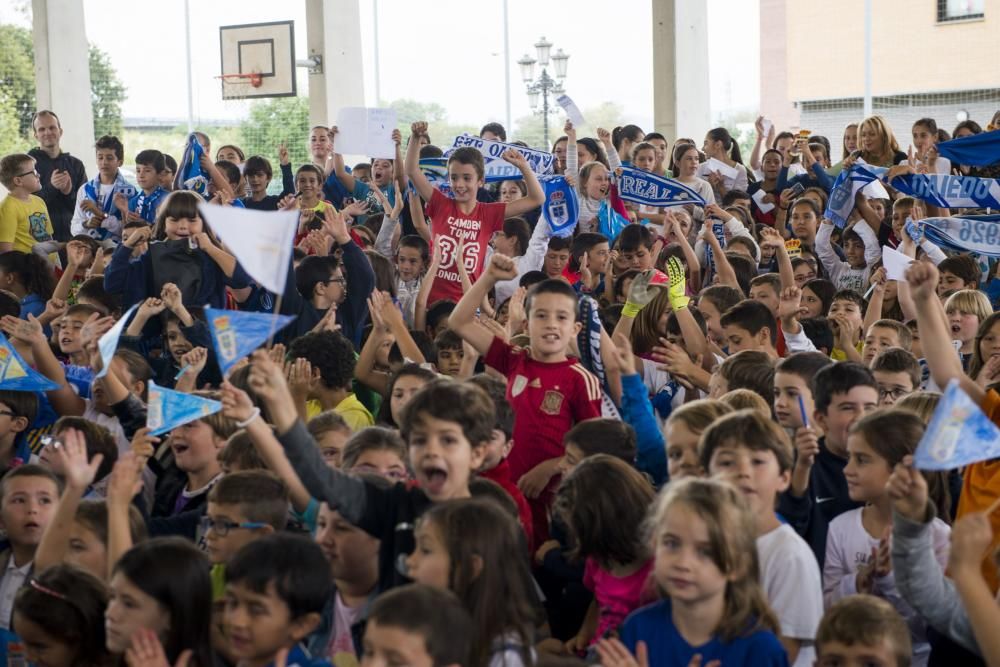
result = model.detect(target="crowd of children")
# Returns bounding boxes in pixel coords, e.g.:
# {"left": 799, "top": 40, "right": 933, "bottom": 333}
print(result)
{"left": 0, "top": 103, "right": 998, "bottom": 666}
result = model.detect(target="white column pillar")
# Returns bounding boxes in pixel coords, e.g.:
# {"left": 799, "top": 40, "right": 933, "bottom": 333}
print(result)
{"left": 652, "top": 0, "right": 711, "bottom": 142}
{"left": 32, "top": 0, "right": 95, "bottom": 160}
{"left": 673, "top": 0, "right": 710, "bottom": 139}
{"left": 305, "top": 0, "right": 366, "bottom": 128}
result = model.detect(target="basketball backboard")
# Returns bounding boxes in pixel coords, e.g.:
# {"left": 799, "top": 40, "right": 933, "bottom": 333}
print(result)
{"left": 219, "top": 20, "right": 297, "bottom": 99}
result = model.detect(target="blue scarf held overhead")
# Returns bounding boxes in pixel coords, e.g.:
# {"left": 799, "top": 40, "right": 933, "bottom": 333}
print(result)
{"left": 936, "top": 130, "right": 1000, "bottom": 167}
{"left": 911, "top": 215, "right": 1000, "bottom": 258}
{"left": 175, "top": 133, "right": 209, "bottom": 196}
{"left": 857, "top": 164, "right": 1000, "bottom": 210}
{"left": 614, "top": 166, "right": 706, "bottom": 208}
{"left": 597, "top": 199, "right": 630, "bottom": 243}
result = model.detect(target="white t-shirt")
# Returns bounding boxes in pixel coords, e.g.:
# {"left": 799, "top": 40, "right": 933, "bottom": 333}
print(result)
{"left": 824, "top": 508, "right": 950, "bottom": 667}
{"left": 757, "top": 523, "right": 823, "bottom": 667}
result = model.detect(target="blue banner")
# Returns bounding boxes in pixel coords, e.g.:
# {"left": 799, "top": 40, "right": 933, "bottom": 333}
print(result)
{"left": 146, "top": 380, "right": 223, "bottom": 437}
{"left": 824, "top": 166, "right": 884, "bottom": 228}
{"left": 858, "top": 165, "right": 1000, "bottom": 210}
{"left": 447, "top": 135, "right": 554, "bottom": 174}
{"left": 0, "top": 336, "right": 59, "bottom": 392}
{"left": 205, "top": 308, "right": 296, "bottom": 376}
{"left": 613, "top": 166, "right": 706, "bottom": 208}
{"left": 419, "top": 157, "right": 523, "bottom": 185}
{"left": 914, "top": 380, "right": 1000, "bottom": 470}
{"left": 936, "top": 130, "right": 1000, "bottom": 168}
{"left": 912, "top": 216, "right": 1000, "bottom": 258}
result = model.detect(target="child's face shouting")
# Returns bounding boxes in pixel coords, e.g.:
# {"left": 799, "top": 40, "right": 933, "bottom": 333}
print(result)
{"left": 527, "top": 292, "right": 581, "bottom": 361}
{"left": 406, "top": 413, "right": 485, "bottom": 501}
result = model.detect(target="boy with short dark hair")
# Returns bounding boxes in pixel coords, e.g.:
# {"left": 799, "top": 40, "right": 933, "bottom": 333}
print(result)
{"left": 0, "top": 153, "right": 57, "bottom": 255}
{"left": 362, "top": 584, "right": 474, "bottom": 667}
{"left": 205, "top": 471, "right": 288, "bottom": 591}
{"left": 406, "top": 121, "right": 544, "bottom": 306}
{"left": 749, "top": 273, "right": 782, "bottom": 317}
{"left": 433, "top": 329, "right": 464, "bottom": 378}
{"left": 702, "top": 410, "right": 824, "bottom": 665}
{"left": 543, "top": 236, "right": 573, "bottom": 280}
{"left": 937, "top": 255, "right": 980, "bottom": 295}
{"left": 241, "top": 150, "right": 294, "bottom": 210}
{"left": 720, "top": 299, "right": 779, "bottom": 357}
{"left": 0, "top": 464, "right": 59, "bottom": 629}
{"left": 870, "top": 347, "right": 920, "bottom": 407}
{"left": 223, "top": 533, "right": 333, "bottom": 666}
{"left": 815, "top": 595, "right": 912, "bottom": 667}
{"left": 617, "top": 224, "right": 655, "bottom": 271}
{"left": 777, "top": 361, "right": 877, "bottom": 564}
{"left": 450, "top": 255, "right": 602, "bottom": 545}
{"left": 127, "top": 149, "right": 168, "bottom": 223}
{"left": 71, "top": 135, "right": 133, "bottom": 242}
{"left": 289, "top": 331, "right": 374, "bottom": 429}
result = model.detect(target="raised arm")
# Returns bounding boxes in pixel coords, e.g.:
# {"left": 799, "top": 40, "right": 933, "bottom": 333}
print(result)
{"left": 33, "top": 429, "right": 103, "bottom": 572}
{"left": 502, "top": 150, "right": 545, "bottom": 219}
{"left": 701, "top": 219, "right": 739, "bottom": 292}
{"left": 221, "top": 381, "right": 311, "bottom": 513}
{"left": 451, "top": 254, "right": 518, "bottom": 355}
{"left": 405, "top": 121, "right": 436, "bottom": 202}
{"left": 906, "top": 261, "right": 983, "bottom": 402}
{"left": 329, "top": 127, "right": 357, "bottom": 193}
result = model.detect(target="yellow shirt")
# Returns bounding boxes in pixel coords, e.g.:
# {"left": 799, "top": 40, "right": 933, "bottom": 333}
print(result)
{"left": 830, "top": 341, "right": 864, "bottom": 362}
{"left": 0, "top": 194, "right": 54, "bottom": 253}
{"left": 306, "top": 394, "right": 374, "bottom": 432}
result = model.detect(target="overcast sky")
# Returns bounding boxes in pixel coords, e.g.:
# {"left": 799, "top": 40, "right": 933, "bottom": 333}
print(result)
{"left": 2, "top": 0, "right": 760, "bottom": 127}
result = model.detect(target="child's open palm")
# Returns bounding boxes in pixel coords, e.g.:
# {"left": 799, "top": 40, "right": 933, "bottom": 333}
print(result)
{"left": 125, "top": 627, "right": 192, "bottom": 667}
{"left": 596, "top": 638, "right": 721, "bottom": 667}
{"left": 777, "top": 286, "right": 804, "bottom": 321}
{"left": 0, "top": 313, "right": 45, "bottom": 346}
{"left": 55, "top": 428, "right": 104, "bottom": 490}
{"left": 108, "top": 452, "right": 144, "bottom": 507}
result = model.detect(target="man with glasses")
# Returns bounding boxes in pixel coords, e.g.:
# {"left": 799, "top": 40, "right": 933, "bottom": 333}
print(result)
{"left": 27, "top": 110, "right": 87, "bottom": 243}
{"left": 0, "top": 154, "right": 57, "bottom": 254}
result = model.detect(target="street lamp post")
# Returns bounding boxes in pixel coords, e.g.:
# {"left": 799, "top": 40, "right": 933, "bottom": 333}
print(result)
{"left": 517, "top": 37, "right": 569, "bottom": 148}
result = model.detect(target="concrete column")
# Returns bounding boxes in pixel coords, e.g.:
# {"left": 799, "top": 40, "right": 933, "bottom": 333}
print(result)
{"left": 759, "top": 0, "right": 799, "bottom": 132}
{"left": 32, "top": 0, "right": 95, "bottom": 161}
{"left": 652, "top": 0, "right": 711, "bottom": 143}
{"left": 305, "top": 0, "right": 366, "bottom": 128}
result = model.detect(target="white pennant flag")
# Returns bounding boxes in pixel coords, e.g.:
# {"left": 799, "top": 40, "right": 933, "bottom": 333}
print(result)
{"left": 197, "top": 203, "right": 298, "bottom": 295}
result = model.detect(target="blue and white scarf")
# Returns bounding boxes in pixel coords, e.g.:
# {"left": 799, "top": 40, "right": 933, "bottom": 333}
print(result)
{"left": 174, "top": 133, "right": 209, "bottom": 196}
{"left": 447, "top": 135, "right": 555, "bottom": 175}
{"left": 129, "top": 186, "right": 168, "bottom": 224}
{"left": 911, "top": 215, "right": 1000, "bottom": 258}
{"left": 857, "top": 164, "right": 1000, "bottom": 210}
{"left": 936, "top": 130, "right": 1000, "bottom": 167}
{"left": 83, "top": 172, "right": 134, "bottom": 217}
{"left": 614, "top": 166, "right": 706, "bottom": 208}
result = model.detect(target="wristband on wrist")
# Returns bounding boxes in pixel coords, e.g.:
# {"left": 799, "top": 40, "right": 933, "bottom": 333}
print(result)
{"left": 622, "top": 302, "right": 643, "bottom": 318}
{"left": 235, "top": 407, "right": 261, "bottom": 428}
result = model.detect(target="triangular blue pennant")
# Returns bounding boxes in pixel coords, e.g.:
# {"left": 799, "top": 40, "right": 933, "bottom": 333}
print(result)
{"left": 96, "top": 302, "right": 140, "bottom": 379}
{"left": 0, "top": 335, "right": 60, "bottom": 392}
{"left": 205, "top": 308, "right": 296, "bottom": 376}
{"left": 914, "top": 380, "right": 1000, "bottom": 470}
{"left": 146, "top": 380, "right": 223, "bottom": 437}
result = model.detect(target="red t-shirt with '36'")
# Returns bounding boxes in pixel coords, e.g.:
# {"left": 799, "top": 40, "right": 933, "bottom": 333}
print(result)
{"left": 425, "top": 189, "right": 506, "bottom": 304}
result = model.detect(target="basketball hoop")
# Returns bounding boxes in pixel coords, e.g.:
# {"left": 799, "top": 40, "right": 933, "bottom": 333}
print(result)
{"left": 217, "top": 71, "right": 263, "bottom": 100}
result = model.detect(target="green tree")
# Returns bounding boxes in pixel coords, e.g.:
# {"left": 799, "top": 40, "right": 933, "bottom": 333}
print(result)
{"left": 0, "top": 24, "right": 36, "bottom": 138}
{"left": 387, "top": 98, "right": 474, "bottom": 149}
{"left": 89, "top": 46, "right": 126, "bottom": 138}
{"left": 240, "top": 96, "right": 311, "bottom": 165}
{"left": 0, "top": 23, "right": 126, "bottom": 142}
